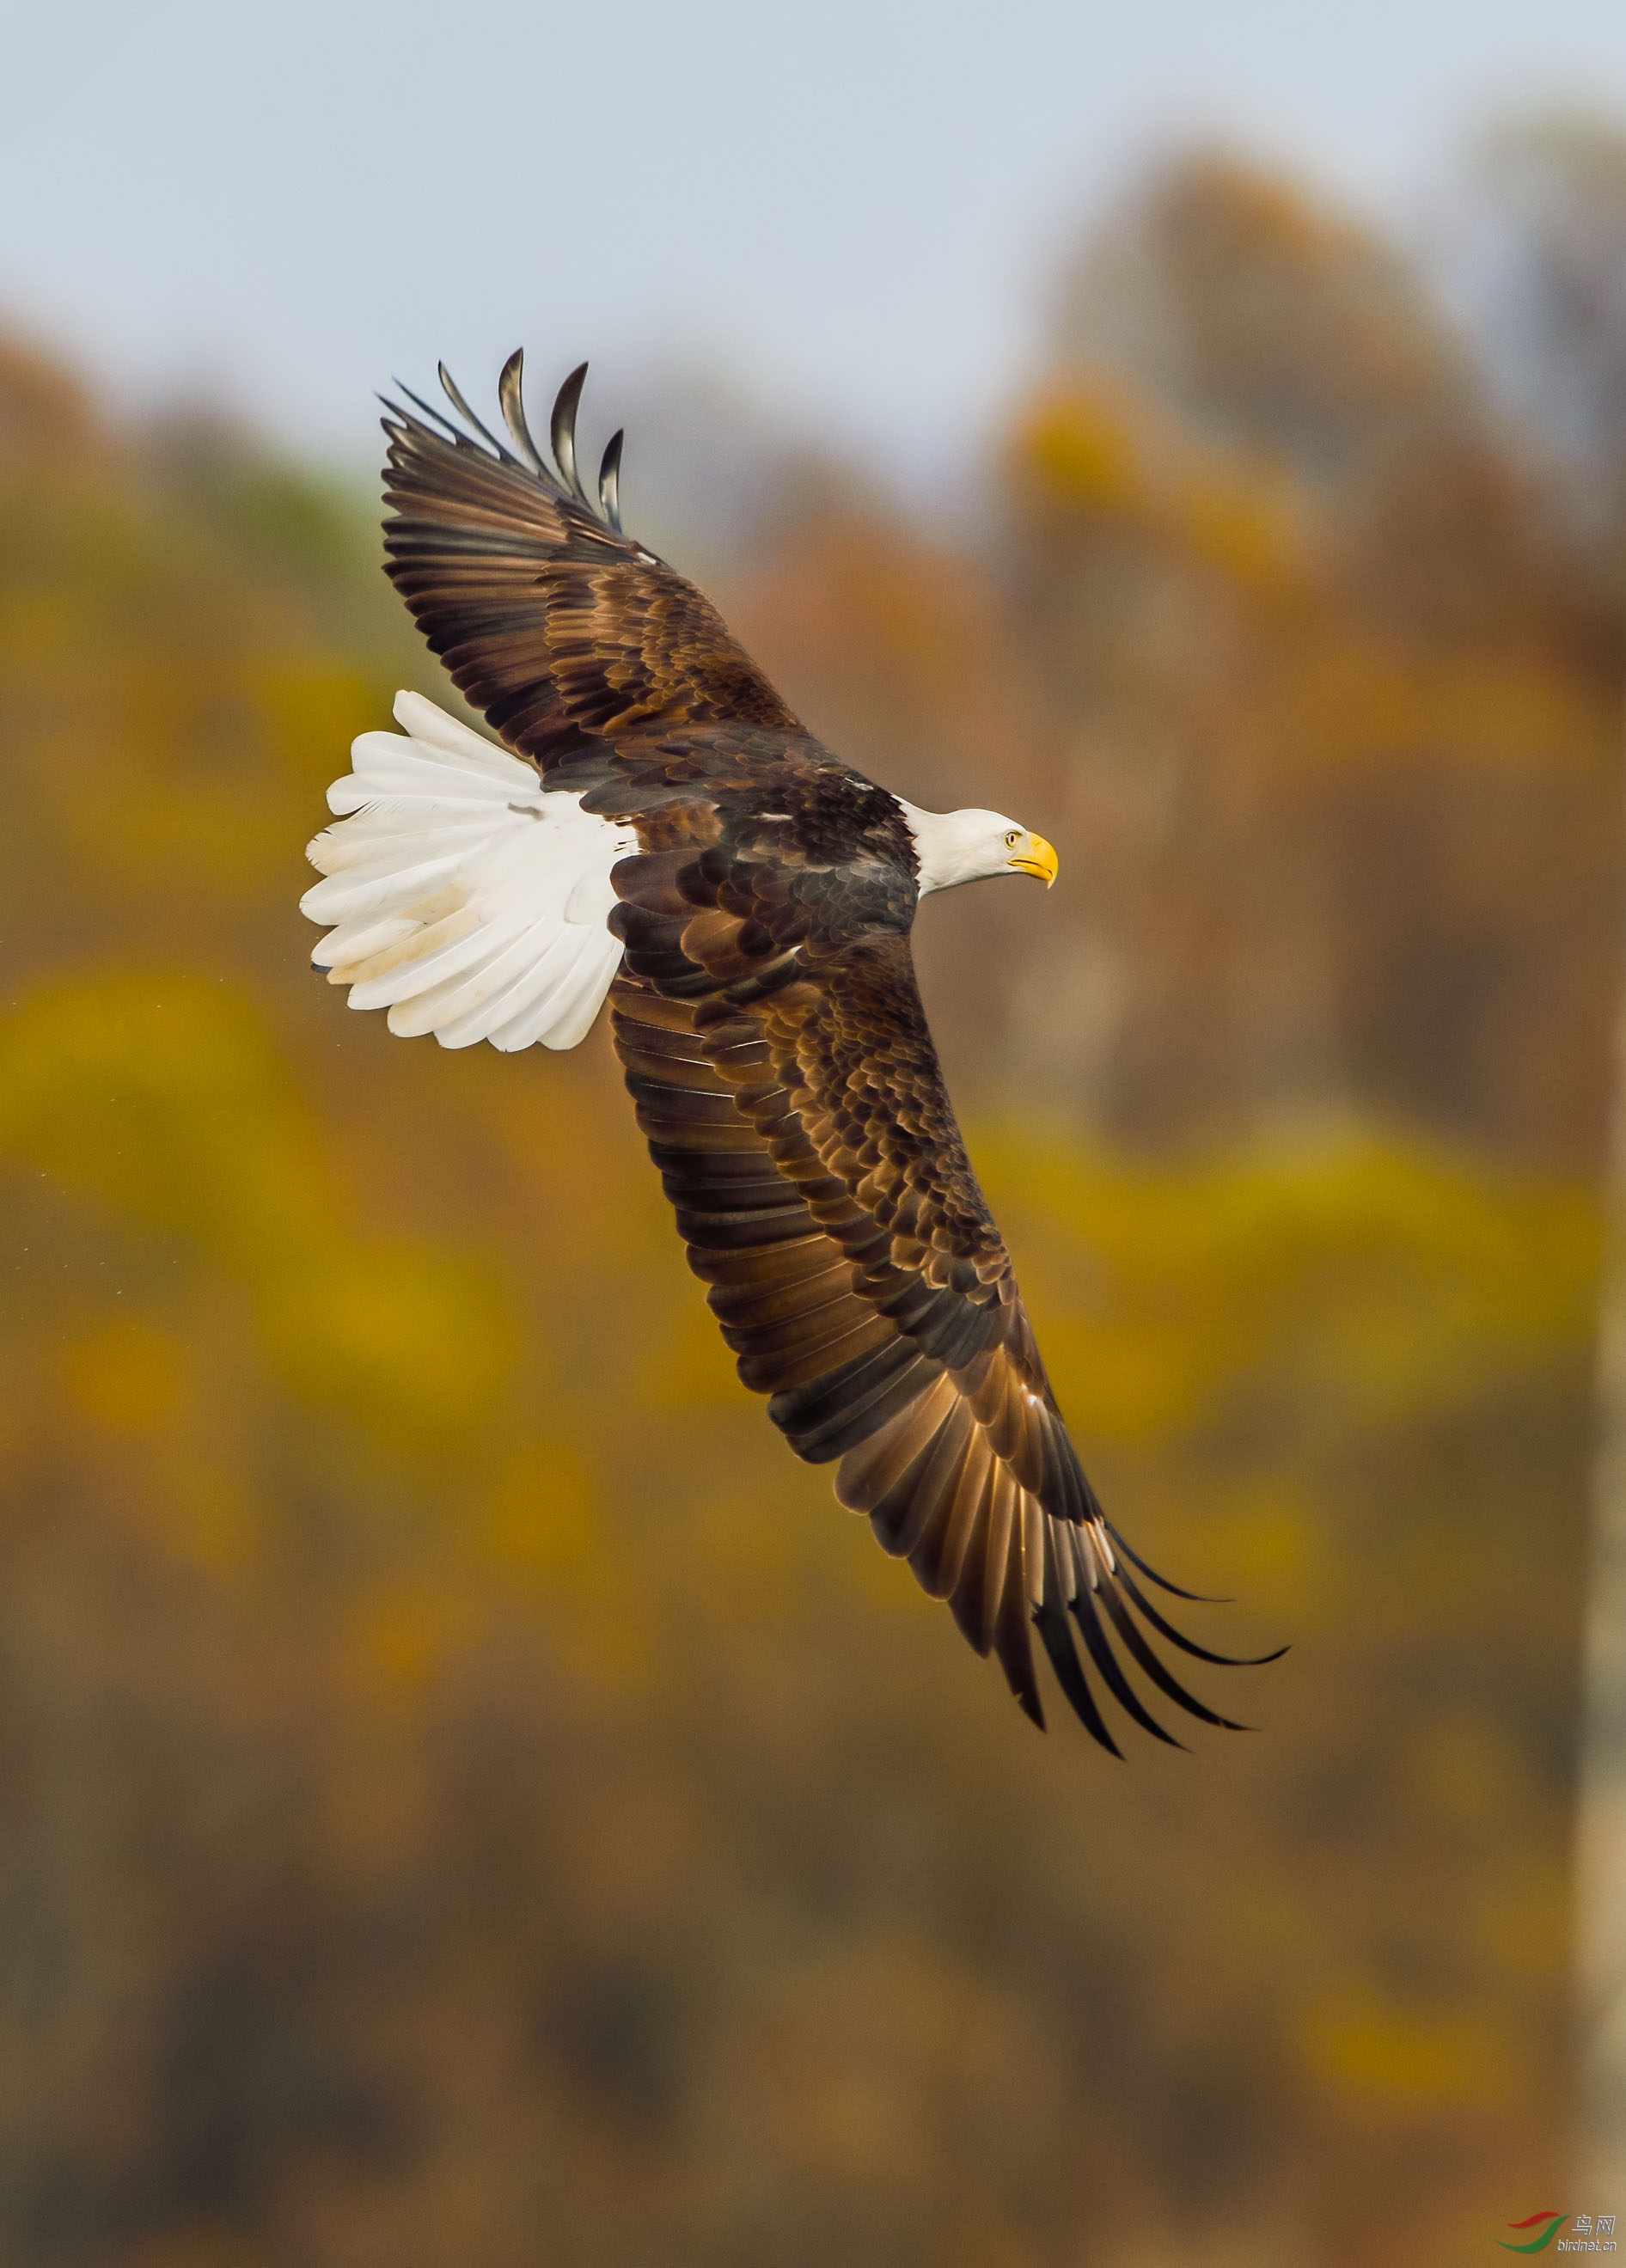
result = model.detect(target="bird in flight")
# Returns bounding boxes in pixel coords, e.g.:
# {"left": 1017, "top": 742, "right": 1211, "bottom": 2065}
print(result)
{"left": 299, "top": 354, "right": 1279, "bottom": 1750}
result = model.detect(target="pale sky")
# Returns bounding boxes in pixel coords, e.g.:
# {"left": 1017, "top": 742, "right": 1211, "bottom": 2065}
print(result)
{"left": 5, "top": 0, "right": 1626, "bottom": 483}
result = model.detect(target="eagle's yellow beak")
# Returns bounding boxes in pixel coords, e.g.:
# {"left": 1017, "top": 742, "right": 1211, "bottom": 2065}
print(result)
{"left": 1008, "top": 833, "right": 1059, "bottom": 888}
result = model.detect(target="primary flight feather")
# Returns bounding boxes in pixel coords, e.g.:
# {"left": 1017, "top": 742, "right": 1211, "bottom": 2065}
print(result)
{"left": 300, "top": 352, "right": 1280, "bottom": 1749}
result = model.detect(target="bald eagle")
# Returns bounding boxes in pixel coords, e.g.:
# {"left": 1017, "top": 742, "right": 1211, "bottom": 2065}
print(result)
{"left": 299, "top": 355, "right": 1277, "bottom": 1750}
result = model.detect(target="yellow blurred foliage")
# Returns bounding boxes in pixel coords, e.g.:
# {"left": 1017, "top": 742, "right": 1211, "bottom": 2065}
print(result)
{"left": 1299, "top": 1988, "right": 1517, "bottom": 2112}
{"left": 0, "top": 973, "right": 517, "bottom": 1457}
{"left": 985, "top": 1128, "right": 1596, "bottom": 1442}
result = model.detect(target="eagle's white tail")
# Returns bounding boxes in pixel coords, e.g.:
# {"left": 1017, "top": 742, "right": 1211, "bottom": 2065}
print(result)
{"left": 300, "top": 693, "right": 633, "bottom": 1051}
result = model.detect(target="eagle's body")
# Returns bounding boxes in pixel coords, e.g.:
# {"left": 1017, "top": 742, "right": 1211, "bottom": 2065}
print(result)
{"left": 300, "top": 356, "right": 1275, "bottom": 1749}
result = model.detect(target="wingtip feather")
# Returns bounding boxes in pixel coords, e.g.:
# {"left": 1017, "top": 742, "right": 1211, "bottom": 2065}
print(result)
{"left": 497, "top": 347, "right": 549, "bottom": 478}
{"left": 550, "top": 361, "right": 591, "bottom": 504}
{"left": 598, "top": 428, "right": 624, "bottom": 534}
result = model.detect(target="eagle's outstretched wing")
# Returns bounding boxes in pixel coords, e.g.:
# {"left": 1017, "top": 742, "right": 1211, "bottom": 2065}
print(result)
{"left": 351, "top": 359, "right": 1280, "bottom": 1747}
{"left": 382, "top": 353, "right": 799, "bottom": 775}
{"left": 608, "top": 832, "right": 1279, "bottom": 1745}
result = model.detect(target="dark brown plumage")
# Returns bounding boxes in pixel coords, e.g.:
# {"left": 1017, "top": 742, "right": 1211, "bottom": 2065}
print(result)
{"left": 373, "top": 352, "right": 1281, "bottom": 1748}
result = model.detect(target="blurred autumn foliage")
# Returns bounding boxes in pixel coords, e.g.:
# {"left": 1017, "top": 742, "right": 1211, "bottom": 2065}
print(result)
{"left": 3, "top": 130, "right": 1624, "bottom": 2267}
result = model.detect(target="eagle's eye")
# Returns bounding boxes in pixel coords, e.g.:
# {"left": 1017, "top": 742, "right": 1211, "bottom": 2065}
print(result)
{"left": 1003, "top": 829, "right": 1021, "bottom": 847}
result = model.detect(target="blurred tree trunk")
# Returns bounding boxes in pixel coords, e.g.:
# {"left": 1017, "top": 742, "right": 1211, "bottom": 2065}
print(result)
{"left": 1440, "top": 115, "right": 1626, "bottom": 2197}
{"left": 1580, "top": 726, "right": 1626, "bottom": 2204}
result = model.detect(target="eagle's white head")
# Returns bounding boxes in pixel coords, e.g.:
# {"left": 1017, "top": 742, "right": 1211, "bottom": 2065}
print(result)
{"left": 896, "top": 801, "right": 1060, "bottom": 898}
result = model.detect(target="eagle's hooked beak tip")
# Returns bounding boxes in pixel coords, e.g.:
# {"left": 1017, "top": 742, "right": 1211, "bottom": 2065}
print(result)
{"left": 1010, "top": 834, "right": 1059, "bottom": 889}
